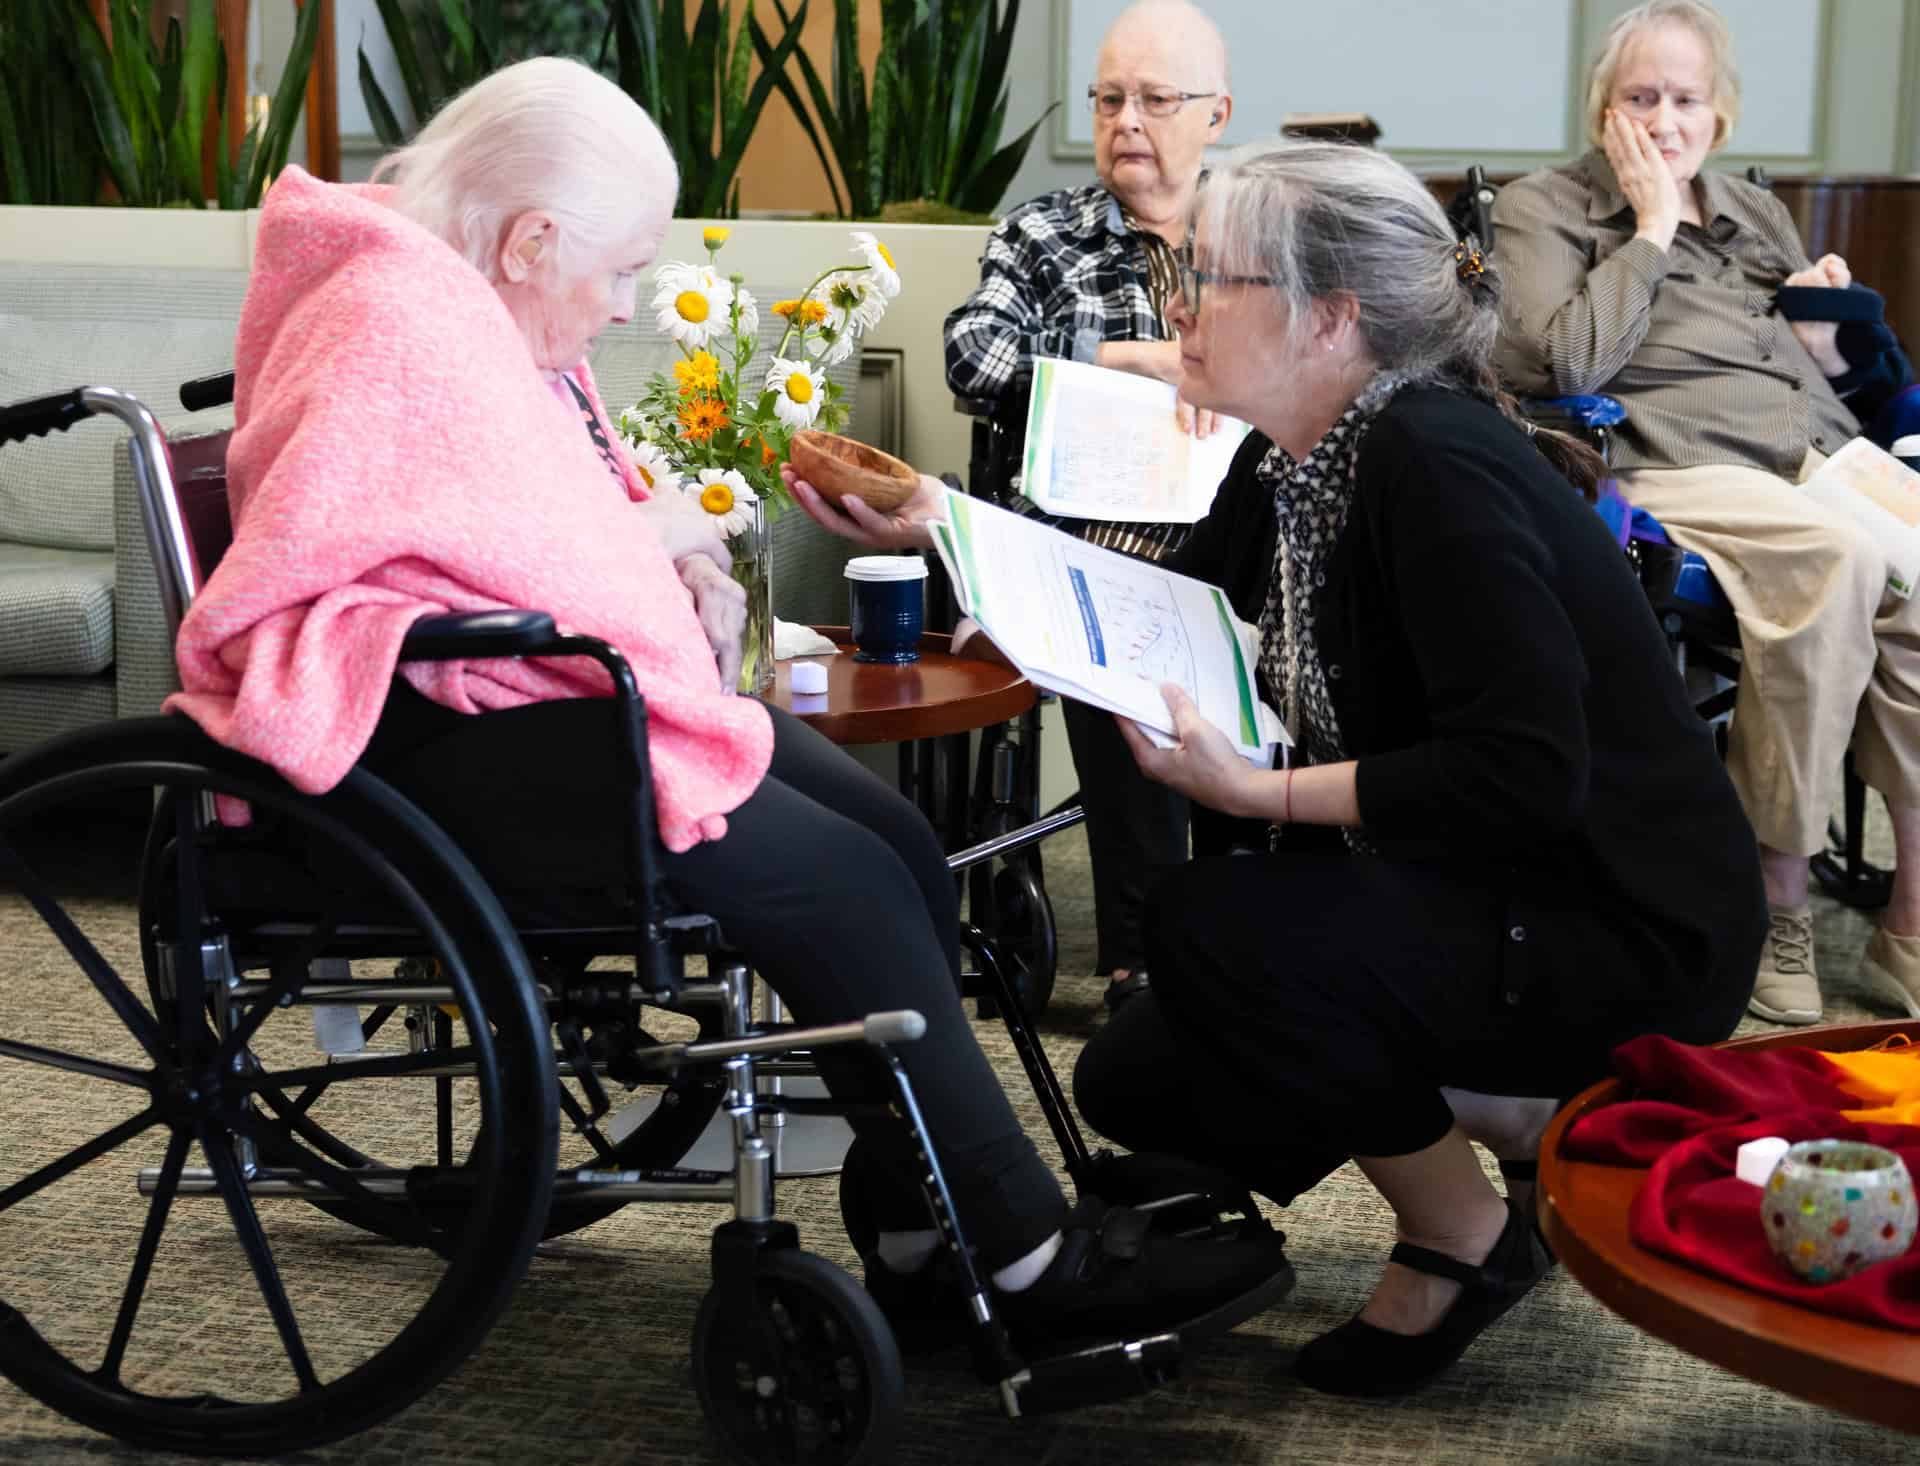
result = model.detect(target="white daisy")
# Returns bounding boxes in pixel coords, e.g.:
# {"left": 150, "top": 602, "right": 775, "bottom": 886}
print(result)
{"left": 730, "top": 284, "right": 760, "bottom": 340}
{"left": 822, "top": 271, "right": 887, "bottom": 338}
{"left": 766, "top": 357, "right": 827, "bottom": 430}
{"left": 652, "top": 262, "right": 733, "bottom": 349}
{"left": 851, "top": 230, "right": 901, "bottom": 297}
{"left": 816, "top": 324, "right": 856, "bottom": 367}
{"left": 689, "top": 468, "right": 760, "bottom": 539}
{"left": 627, "top": 438, "right": 681, "bottom": 497}
{"left": 616, "top": 402, "right": 657, "bottom": 446}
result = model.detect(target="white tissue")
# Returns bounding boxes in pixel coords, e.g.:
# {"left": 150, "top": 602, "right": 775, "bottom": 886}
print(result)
{"left": 1736, "top": 1135, "right": 1792, "bottom": 1187}
{"left": 775, "top": 619, "right": 839, "bottom": 658}
{"left": 790, "top": 660, "right": 829, "bottom": 694}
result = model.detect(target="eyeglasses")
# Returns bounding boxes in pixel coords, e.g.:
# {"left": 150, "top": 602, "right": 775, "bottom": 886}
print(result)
{"left": 1086, "top": 85, "right": 1219, "bottom": 119}
{"left": 1178, "top": 264, "right": 1283, "bottom": 314}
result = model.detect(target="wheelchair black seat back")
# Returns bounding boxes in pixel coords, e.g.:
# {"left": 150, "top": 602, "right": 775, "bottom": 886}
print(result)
{"left": 0, "top": 383, "right": 1204, "bottom": 1464}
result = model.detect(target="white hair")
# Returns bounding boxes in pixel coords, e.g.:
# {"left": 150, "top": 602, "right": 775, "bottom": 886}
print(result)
{"left": 372, "top": 57, "right": 678, "bottom": 283}
{"left": 1101, "top": 0, "right": 1231, "bottom": 93}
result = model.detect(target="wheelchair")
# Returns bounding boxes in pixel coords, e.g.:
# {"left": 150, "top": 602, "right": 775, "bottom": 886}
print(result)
{"left": 0, "top": 381, "right": 1238, "bottom": 1461}
{"left": 1455, "top": 165, "right": 1895, "bottom": 910}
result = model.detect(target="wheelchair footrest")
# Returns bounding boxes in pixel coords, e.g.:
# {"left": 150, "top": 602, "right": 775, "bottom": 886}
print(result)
{"left": 1002, "top": 1332, "right": 1181, "bottom": 1417}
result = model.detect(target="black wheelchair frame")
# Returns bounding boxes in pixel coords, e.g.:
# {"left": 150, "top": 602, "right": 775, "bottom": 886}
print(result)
{"left": 0, "top": 380, "right": 1192, "bottom": 1462}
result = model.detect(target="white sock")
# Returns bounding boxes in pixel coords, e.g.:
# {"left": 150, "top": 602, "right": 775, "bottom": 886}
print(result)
{"left": 990, "top": 1231, "right": 1063, "bottom": 1293}
{"left": 875, "top": 1229, "right": 940, "bottom": 1274}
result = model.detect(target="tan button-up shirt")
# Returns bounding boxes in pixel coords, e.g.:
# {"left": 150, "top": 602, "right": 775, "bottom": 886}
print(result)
{"left": 1490, "top": 151, "right": 1858, "bottom": 477}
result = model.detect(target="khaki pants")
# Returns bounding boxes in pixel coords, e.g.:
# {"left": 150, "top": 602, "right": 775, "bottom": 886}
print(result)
{"left": 1619, "top": 449, "right": 1920, "bottom": 856}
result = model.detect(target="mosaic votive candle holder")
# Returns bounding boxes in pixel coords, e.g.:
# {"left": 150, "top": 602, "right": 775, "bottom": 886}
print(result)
{"left": 1764, "top": 1140, "right": 1918, "bottom": 1284}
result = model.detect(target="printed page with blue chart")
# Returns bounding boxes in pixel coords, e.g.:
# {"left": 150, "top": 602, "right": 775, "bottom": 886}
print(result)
{"left": 934, "top": 488, "right": 1289, "bottom": 766}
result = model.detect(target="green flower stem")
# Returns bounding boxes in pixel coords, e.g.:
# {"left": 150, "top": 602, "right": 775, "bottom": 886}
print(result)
{"left": 774, "top": 261, "right": 872, "bottom": 360}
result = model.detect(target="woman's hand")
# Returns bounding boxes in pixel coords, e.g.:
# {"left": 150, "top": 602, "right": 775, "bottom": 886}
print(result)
{"left": 678, "top": 556, "right": 747, "bottom": 692}
{"left": 1602, "top": 108, "right": 1682, "bottom": 251}
{"left": 1114, "top": 684, "right": 1257, "bottom": 813}
{"left": 783, "top": 465, "right": 942, "bottom": 551}
{"left": 1783, "top": 253, "right": 1854, "bottom": 377}
{"left": 631, "top": 489, "right": 731, "bottom": 574}
{"left": 1098, "top": 339, "right": 1218, "bottom": 438}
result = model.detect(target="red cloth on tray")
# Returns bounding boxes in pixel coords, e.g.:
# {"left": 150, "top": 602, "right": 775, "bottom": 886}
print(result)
{"left": 1564, "top": 1035, "right": 1920, "bottom": 1328}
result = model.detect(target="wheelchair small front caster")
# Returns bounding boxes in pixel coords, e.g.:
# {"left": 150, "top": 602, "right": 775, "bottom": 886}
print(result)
{"left": 692, "top": 1248, "right": 904, "bottom": 1466}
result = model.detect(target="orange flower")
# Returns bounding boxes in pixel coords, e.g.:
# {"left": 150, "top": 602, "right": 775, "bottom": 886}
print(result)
{"left": 771, "top": 298, "right": 830, "bottom": 326}
{"left": 677, "top": 395, "right": 730, "bottom": 442}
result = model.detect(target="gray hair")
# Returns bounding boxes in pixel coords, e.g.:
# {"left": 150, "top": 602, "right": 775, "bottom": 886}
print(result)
{"left": 1194, "top": 138, "right": 1605, "bottom": 494}
{"left": 1585, "top": 0, "right": 1741, "bottom": 151}
{"left": 1195, "top": 138, "right": 1496, "bottom": 397}
{"left": 372, "top": 57, "right": 678, "bottom": 284}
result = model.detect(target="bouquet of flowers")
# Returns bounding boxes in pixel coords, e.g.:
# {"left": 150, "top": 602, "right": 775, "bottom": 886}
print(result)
{"left": 617, "top": 227, "right": 903, "bottom": 692}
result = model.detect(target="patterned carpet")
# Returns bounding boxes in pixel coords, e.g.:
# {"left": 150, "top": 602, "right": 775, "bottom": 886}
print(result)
{"left": 0, "top": 793, "right": 1914, "bottom": 1466}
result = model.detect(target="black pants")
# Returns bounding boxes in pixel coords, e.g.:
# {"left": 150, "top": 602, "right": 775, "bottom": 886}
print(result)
{"left": 362, "top": 684, "right": 1066, "bottom": 1267}
{"left": 1073, "top": 853, "right": 1750, "bottom": 1206}
{"left": 1060, "top": 696, "right": 1188, "bottom": 975}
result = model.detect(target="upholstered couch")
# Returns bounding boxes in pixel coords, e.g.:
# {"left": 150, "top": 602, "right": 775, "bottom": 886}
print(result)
{"left": 0, "top": 262, "right": 861, "bottom": 754}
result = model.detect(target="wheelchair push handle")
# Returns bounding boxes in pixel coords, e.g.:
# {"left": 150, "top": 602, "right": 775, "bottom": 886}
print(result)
{"left": 863, "top": 1009, "right": 927, "bottom": 1045}
{"left": 0, "top": 388, "right": 88, "bottom": 444}
{"left": 180, "top": 371, "right": 237, "bottom": 412}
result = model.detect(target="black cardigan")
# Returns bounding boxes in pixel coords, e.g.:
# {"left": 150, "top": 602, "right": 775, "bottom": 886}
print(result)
{"left": 1173, "top": 388, "right": 1764, "bottom": 1009}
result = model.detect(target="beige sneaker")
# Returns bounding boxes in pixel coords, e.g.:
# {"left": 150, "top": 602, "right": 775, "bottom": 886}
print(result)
{"left": 1860, "top": 928, "right": 1920, "bottom": 1019}
{"left": 1748, "top": 905, "right": 1821, "bottom": 1025}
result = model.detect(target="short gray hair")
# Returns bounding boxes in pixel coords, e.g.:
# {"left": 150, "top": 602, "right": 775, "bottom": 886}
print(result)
{"left": 372, "top": 57, "right": 678, "bottom": 283}
{"left": 1194, "top": 138, "right": 1496, "bottom": 397}
{"left": 1585, "top": 0, "right": 1741, "bottom": 151}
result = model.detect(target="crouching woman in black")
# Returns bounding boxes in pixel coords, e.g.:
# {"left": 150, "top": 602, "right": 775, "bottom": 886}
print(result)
{"left": 1072, "top": 139, "right": 1766, "bottom": 1397}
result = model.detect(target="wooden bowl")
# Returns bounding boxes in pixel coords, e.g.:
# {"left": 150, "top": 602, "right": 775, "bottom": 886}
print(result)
{"left": 789, "top": 430, "right": 918, "bottom": 513}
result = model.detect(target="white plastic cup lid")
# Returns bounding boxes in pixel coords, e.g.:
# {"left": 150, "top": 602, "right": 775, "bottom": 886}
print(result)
{"left": 1894, "top": 435, "right": 1920, "bottom": 461}
{"left": 844, "top": 555, "right": 928, "bottom": 582}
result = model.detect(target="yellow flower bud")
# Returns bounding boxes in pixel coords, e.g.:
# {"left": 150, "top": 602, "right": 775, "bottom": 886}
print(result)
{"left": 703, "top": 226, "right": 731, "bottom": 250}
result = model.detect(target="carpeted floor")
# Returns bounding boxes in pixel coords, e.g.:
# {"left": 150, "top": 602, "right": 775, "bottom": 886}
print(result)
{"left": 0, "top": 797, "right": 1915, "bottom": 1466}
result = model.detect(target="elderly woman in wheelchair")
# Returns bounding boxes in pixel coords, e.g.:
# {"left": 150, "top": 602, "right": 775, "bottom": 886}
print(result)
{"left": 794, "top": 136, "right": 1768, "bottom": 1399}
{"left": 0, "top": 56, "right": 1293, "bottom": 1462}
{"left": 1492, "top": 0, "right": 1920, "bottom": 1029}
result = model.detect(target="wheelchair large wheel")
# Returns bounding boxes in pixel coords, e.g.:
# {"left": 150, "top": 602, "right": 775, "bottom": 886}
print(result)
{"left": 692, "top": 1248, "right": 904, "bottom": 1466}
{"left": 137, "top": 797, "right": 726, "bottom": 1249}
{"left": 0, "top": 718, "right": 557, "bottom": 1455}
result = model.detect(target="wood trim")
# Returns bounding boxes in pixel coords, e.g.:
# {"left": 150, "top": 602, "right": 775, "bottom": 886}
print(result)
{"left": 303, "top": 0, "right": 340, "bottom": 181}
{"left": 856, "top": 349, "right": 906, "bottom": 459}
{"left": 218, "top": 0, "right": 248, "bottom": 162}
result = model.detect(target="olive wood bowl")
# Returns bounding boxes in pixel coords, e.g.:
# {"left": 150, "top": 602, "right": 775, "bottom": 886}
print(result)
{"left": 789, "top": 430, "right": 918, "bottom": 513}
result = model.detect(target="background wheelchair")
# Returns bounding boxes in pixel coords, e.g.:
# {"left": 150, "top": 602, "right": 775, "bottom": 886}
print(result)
{"left": 1454, "top": 165, "right": 1895, "bottom": 910}
{"left": 0, "top": 382, "right": 1199, "bottom": 1462}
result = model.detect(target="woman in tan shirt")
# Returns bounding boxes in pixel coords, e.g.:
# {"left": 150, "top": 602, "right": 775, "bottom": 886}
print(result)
{"left": 1492, "top": 0, "right": 1920, "bottom": 1029}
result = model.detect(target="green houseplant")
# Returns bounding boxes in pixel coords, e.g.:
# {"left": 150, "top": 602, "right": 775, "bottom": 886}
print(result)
{"left": 758, "top": 0, "right": 1052, "bottom": 219}
{"left": 356, "top": 0, "right": 502, "bottom": 146}
{"left": 600, "top": 0, "right": 811, "bottom": 218}
{"left": 0, "top": 0, "right": 321, "bottom": 209}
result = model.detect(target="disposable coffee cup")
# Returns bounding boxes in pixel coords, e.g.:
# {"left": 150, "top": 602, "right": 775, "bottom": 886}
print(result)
{"left": 845, "top": 555, "right": 928, "bottom": 664}
{"left": 1894, "top": 435, "right": 1920, "bottom": 474}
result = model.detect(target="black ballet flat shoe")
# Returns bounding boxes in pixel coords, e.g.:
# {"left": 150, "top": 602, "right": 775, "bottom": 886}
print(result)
{"left": 1497, "top": 1156, "right": 1558, "bottom": 1263}
{"left": 1103, "top": 969, "right": 1151, "bottom": 1012}
{"left": 1293, "top": 1204, "right": 1554, "bottom": 1398}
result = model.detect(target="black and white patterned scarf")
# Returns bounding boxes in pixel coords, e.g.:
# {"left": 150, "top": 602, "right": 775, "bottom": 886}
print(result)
{"left": 1257, "top": 382, "right": 1400, "bottom": 853}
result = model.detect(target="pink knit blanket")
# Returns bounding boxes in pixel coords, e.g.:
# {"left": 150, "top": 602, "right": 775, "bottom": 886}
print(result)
{"left": 166, "top": 167, "right": 772, "bottom": 851}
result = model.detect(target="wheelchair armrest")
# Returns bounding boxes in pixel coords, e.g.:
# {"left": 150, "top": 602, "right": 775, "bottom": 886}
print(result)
{"left": 399, "top": 609, "right": 562, "bottom": 662}
{"left": 953, "top": 393, "right": 1004, "bottom": 419}
{"left": 1521, "top": 394, "right": 1627, "bottom": 430}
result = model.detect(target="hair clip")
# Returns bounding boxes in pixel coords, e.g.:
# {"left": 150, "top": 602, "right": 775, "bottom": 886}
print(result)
{"left": 1453, "top": 240, "right": 1486, "bottom": 284}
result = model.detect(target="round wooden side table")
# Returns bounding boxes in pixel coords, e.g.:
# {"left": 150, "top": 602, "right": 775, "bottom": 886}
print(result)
{"left": 1539, "top": 1019, "right": 1920, "bottom": 1433}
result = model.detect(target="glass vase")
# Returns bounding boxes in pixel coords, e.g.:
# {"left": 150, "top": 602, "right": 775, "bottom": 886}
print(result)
{"left": 729, "top": 499, "right": 775, "bottom": 696}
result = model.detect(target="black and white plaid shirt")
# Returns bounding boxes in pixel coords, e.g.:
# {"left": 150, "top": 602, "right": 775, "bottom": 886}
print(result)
{"left": 944, "top": 183, "right": 1192, "bottom": 561}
